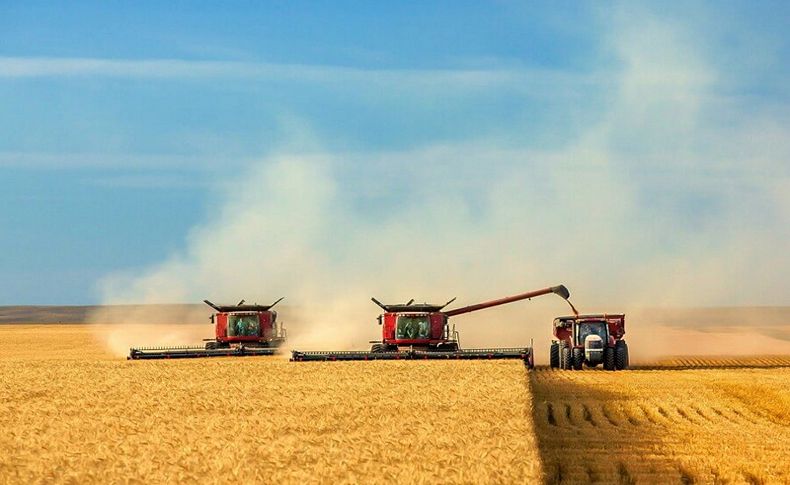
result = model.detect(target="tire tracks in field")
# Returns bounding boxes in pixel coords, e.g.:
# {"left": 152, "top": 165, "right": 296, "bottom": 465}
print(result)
{"left": 526, "top": 366, "right": 789, "bottom": 484}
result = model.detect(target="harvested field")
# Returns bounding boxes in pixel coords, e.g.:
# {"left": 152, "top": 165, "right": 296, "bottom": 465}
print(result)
{"left": 2, "top": 324, "right": 789, "bottom": 484}
{"left": 531, "top": 368, "right": 790, "bottom": 484}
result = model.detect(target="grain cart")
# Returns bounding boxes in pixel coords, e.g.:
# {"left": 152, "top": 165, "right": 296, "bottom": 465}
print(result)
{"left": 291, "top": 285, "right": 573, "bottom": 367}
{"left": 549, "top": 314, "right": 628, "bottom": 370}
{"left": 128, "top": 298, "right": 286, "bottom": 359}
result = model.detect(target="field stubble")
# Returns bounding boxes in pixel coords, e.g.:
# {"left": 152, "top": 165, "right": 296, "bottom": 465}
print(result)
{"left": 531, "top": 368, "right": 790, "bottom": 484}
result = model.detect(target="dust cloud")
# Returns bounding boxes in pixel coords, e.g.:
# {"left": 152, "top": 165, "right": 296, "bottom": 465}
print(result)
{"left": 88, "top": 305, "right": 212, "bottom": 357}
{"left": 89, "top": 7, "right": 788, "bottom": 360}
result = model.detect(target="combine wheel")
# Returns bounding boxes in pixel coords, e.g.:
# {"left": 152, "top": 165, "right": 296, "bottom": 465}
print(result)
{"left": 572, "top": 348, "right": 584, "bottom": 370}
{"left": 205, "top": 341, "right": 218, "bottom": 350}
{"left": 370, "top": 344, "right": 384, "bottom": 353}
{"left": 615, "top": 340, "right": 629, "bottom": 370}
{"left": 603, "top": 347, "right": 615, "bottom": 371}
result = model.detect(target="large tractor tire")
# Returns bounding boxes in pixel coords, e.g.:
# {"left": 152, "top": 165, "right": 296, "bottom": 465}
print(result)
{"left": 615, "top": 340, "right": 629, "bottom": 370}
{"left": 205, "top": 341, "right": 218, "bottom": 350}
{"left": 370, "top": 344, "right": 384, "bottom": 353}
{"left": 550, "top": 342, "right": 560, "bottom": 369}
{"left": 572, "top": 348, "right": 584, "bottom": 370}
{"left": 559, "top": 342, "right": 571, "bottom": 370}
{"left": 603, "top": 347, "right": 615, "bottom": 371}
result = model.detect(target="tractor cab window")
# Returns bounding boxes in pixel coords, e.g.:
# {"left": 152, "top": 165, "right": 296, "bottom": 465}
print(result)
{"left": 227, "top": 314, "right": 260, "bottom": 337}
{"left": 396, "top": 315, "right": 431, "bottom": 339}
{"left": 576, "top": 321, "right": 607, "bottom": 346}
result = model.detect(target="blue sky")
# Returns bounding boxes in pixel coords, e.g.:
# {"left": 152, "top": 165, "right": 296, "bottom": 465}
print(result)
{"left": 1, "top": 1, "right": 788, "bottom": 305}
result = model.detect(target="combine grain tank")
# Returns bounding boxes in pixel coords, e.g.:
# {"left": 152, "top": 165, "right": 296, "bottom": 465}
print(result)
{"left": 291, "top": 285, "right": 573, "bottom": 367}
{"left": 128, "top": 298, "right": 286, "bottom": 360}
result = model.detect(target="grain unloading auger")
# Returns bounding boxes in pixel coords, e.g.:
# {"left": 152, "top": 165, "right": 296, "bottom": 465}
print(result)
{"left": 291, "top": 285, "right": 573, "bottom": 367}
{"left": 128, "top": 298, "right": 286, "bottom": 360}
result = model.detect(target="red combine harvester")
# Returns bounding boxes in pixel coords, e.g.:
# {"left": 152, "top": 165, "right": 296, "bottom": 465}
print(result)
{"left": 291, "top": 285, "right": 572, "bottom": 367}
{"left": 128, "top": 298, "right": 286, "bottom": 360}
{"left": 550, "top": 314, "right": 628, "bottom": 370}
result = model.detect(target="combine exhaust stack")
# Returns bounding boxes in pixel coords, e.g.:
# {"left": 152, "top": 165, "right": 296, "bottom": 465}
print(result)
{"left": 292, "top": 285, "right": 573, "bottom": 367}
{"left": 128, "top": 298, "right": 287, "bottom": 360}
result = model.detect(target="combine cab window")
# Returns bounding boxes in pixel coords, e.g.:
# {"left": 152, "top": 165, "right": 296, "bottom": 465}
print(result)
{"left": 227, "top": 314, "right": 260, "bottom": 337}
{"left": 396, "top": 315, "right": 431, "bottom": 339}
{"left": 576, "top": 322, "right": 607, "bottom": 345}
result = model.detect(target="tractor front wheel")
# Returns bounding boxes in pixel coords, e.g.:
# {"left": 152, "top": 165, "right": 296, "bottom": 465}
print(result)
{"left": 550, "top": 342, "right": 560, "bottom": 369}
{"left": 572, "top": 348, "right": 584, "bottom": 370}
{"left": 604, "top": 347, "right": 615, "bottom": 371}
{"left": 205, "top": 341, "right": 218, "bottom": 350}
{"left": 371, "top": 344, "right": 384, "bottom": 353}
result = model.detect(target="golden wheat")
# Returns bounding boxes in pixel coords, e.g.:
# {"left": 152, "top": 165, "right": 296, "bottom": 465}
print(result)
{"left": 3, "top": 324, "right": 789, "bottom": 484}
{"left": 0, "top": 325, "right": 541, "bottom": 484}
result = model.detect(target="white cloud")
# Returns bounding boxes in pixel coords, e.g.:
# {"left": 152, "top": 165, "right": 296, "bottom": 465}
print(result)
{"left": 0, "top": 55, "right": 596, "bottom": 93}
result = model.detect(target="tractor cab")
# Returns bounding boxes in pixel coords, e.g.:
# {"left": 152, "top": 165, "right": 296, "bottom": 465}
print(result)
{"left": 575, "top": 320, "right": 609, "bottom": 345}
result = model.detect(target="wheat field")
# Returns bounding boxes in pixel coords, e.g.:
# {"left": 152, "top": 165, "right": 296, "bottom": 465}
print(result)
{"left": 0, "top": 325, "right": 541, "bottom": 484}
{"left": 1, "top": 324, "right": 789, "bottom": 484}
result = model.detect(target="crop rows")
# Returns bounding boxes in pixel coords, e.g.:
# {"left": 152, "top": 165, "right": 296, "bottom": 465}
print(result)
{"left": 531, "top": 368, "right": 790, "bottom": 484}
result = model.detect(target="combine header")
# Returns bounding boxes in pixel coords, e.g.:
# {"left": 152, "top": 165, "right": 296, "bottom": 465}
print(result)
{"left": 291, "top": 285, "right": 573, "bottom": 367}
{"left": 128, "top": 298, "right": 286, "bottom": 360}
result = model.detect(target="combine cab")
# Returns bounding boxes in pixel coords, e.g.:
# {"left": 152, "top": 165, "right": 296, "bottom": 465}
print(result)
{"left": 128, "top": 298, "right": 286, "bottom": 360}
{"left": 550, "top": 314, "right": 628, "bottom": 370}
{"left": 291, "top": 285, "right": 573, "bottom": 367}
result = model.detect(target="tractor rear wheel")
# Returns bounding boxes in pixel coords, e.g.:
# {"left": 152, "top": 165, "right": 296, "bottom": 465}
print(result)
{"left": 550, "top": 342, "right": 559, "bottom": 369}
{"left": 572, "top": 348, "right": 584, "bottom": 370}
{"left": 615, "top": 340, "right": 629, "bottom": 370}
{"left": 604, "top": 347, "right": 615, "bottom": 371}
{"left": 558, "top": 341, "right": 566, "bottom": 369}
{"left": 560, "top": 343, "right": 571, "bottom": 370}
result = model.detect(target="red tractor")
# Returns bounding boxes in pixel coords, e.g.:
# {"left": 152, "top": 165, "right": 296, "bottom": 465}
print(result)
{"left": 550, "top": 314, "right": 628, "bottom": 370}
{"left": 291, "top": 285, "right": 572, "bottom": 367}
{"left": 128, "top": 298, "right": 286, "bottom": 359}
